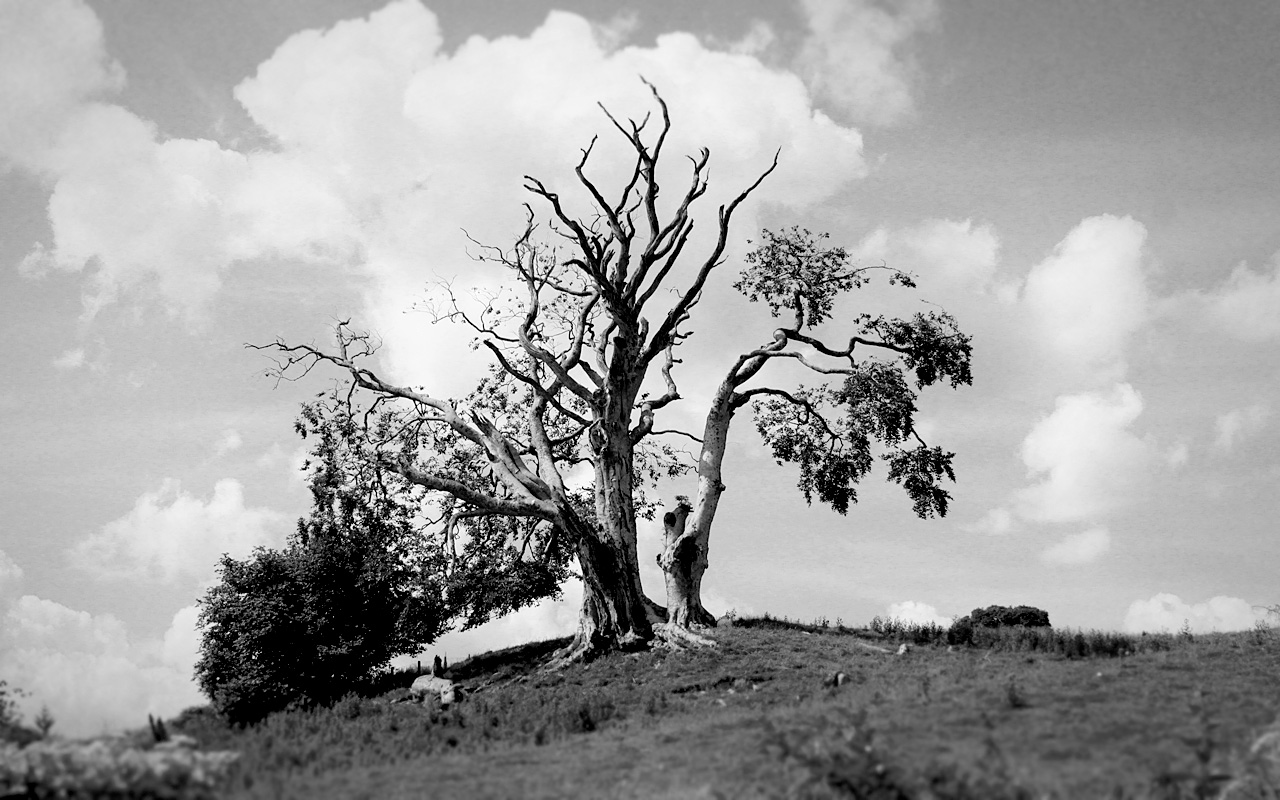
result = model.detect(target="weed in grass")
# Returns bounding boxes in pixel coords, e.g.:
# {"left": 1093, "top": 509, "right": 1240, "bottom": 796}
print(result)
{"left": 764, "top": 706, "right": 913, "bottom": 799}
{"left": 1152, "top": 689, "right": 1236, "bottom": 799}
{"left": 1004, "top": 675, "right": 1028, "bottom": 710}
{"left": 1223, "top": 717, "right": 1280, "bottom": 797}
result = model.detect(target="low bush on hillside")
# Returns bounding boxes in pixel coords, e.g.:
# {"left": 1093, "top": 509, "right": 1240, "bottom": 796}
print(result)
{"left": 970, "top": 605, "right": 1051, "bottom": 628}
{"left": 0, "top": 739, "right": 240, "bottom": 799}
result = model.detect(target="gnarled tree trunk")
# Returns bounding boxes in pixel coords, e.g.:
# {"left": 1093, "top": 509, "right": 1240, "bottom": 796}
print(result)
{"left": 554, "top": 381, "right": 661, "bottom": 662}
{"left": 660, "top": 373, "right": 742, "bottom": 629}
{"left": 560, "top": 512, "right": 653, "bottom": 661}
{"left": 659, "top": 500, "right": 715, "bottom": 627}
{"left": 658, "top": 384, "right": 735, "bottom": 629}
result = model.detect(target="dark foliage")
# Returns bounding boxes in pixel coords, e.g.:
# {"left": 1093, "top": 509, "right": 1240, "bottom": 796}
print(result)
{"left": 765, "top": 707, "right": 913, "bottom": 799}
{"left": 742, "top": 227, "right": 972, "bottom": 521}
{"left": 0, "top": 680, "right": 39, "bottom": 746}
{"left": 969, "top": 605, "right": 1052, "bottom": 629}
{"left": 948, "top": 615, "right": 975, "bottom": 646}
{"left": 195, "top": 401, "right": 451, "bottom": 725}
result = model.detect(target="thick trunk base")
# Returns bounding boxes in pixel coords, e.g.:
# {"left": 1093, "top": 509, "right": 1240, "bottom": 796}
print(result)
{"left": 659, "top": 501, "right": 718, "bottom": 631}
{"left": 548, "top": 515, "right": 654, "bottom": 667}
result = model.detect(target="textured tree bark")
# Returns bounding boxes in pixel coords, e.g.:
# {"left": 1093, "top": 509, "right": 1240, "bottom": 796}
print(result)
{"left": 552, "top": 508, "right": 653, "bottom": 663}
{"left": 660, "top": 378, "right": 736, "bottom": 630}
{"left": 659, "top": 500, "right": 715, "bottom": 627}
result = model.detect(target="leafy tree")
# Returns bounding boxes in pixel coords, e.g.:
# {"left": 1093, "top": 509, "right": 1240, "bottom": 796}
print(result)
{"left": 195, "top": 396, "right": 453, "bottom": 724}
{"left": 0, "top": 680, "right": 38, "bottom": 746}
{"left": 658, "top": 226, "right": 972, "bottom": 626}
{"left": 256, "top": 83, "right": 971, "bottom": 660}
{"left": 33, "top": 706, "right": 54, "bottom": 739}
{"left": 0, "top": 679, "right": 22, "bottom": 727}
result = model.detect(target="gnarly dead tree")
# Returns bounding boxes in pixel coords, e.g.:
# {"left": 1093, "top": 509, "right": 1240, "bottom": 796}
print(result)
{"left": 257, "top": 82, "right": 776, "bottom": 661}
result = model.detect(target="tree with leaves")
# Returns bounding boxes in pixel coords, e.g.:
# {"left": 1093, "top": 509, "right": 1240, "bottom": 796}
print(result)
{"left": 257, "top": 83, "right": 971, "bottom": 662}
{"left": 658, "top": 226, "right": 972, "bottom": 627}
{"left": 195, "top": 394, "right": 454, "bottom": 723}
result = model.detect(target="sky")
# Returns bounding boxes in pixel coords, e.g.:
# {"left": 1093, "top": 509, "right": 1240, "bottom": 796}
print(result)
{"left": 1, "top": 0, "right": 1278, "bottom": 737}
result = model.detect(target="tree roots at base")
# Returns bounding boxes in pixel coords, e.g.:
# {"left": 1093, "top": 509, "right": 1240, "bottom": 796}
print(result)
{"left": 544, "top": 623, "right": 717, "bottom": 669}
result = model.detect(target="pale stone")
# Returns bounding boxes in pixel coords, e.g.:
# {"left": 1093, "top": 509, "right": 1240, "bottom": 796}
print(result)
{"left": 410, "top": 674, "right": 457, "bottom": 706}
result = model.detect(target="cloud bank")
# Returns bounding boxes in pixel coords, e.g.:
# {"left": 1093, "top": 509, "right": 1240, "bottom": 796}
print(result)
{"left": 1203, "top": 254, "right": 1280, "bottom": 342}
{"left": 69, "top": 478, "right": 288, "bottom": 585}
{"left": 795, "top": 0, "right": 938, "bottom": 126}
{"left": 11, "top": 0, "right": 871, "bottom": 369}
{"left": 885, "top": 600, "right": 952, "bottom": 626}
{"left": 1015, "top": 384, "right": 1151, "bottom": 524}
{"left": 1040, "top": 527, "right": 1111, "bottom": 566}
{"left": 1022, "top": 215, "right": 1149, "bottom": 383}
{"left": 1123, "top": 593, "right": 1274, "bottom": 634}
{"left": 0, "top": 547, "right": 205, "bottom": 737}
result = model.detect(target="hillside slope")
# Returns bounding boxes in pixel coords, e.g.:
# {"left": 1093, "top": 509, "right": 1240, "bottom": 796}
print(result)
{"left": 171, "top": 620, "right": 1280, "bottom": 799}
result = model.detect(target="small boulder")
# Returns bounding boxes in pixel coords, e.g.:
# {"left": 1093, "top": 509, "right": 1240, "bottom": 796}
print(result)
{"left": 410, "top": 674, "right": 457, "bottom": 707}
{"left": 154, "top": 734, "right": 198, "bottom": 752}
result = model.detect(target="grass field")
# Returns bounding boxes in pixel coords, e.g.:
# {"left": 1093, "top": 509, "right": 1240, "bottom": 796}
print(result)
{"left": 155, "top": 617, "right": 1280, "bottom": 799}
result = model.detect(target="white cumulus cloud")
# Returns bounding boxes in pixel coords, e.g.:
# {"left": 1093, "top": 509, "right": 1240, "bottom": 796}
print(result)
{"left": 69, "top": 478, "right": 288, "bottom": 585}
{"left": 1123, "top": 593, "right": 1273, "bottom": 634}
{"left": 1040, "top": 527, "right": 1111, "bottom": 565}
{"left": 885, "top": 600, "right": 952, "bottom": 626}
{"left": 212, "top": 429, "right": 243, "bottom": 457}
{"left": 962, "top": 506, "right": 1014, "bottom": 536}
{"left": 233, "top": 3, "right": 869, "bottom": 390}
{"left": 1015, "top": 384, "right": 1152, "bottom": 524}
{"left": 0, "top": 549, "right": 23, "bottom": 596}
{"left": 795, "top": 0, "right": 938, "bottom": 126}
{"left": 1214, "top": 404, "right": 1270, "bottom": 451}
{"left": 0, "top": 0, "right": 124, "bottom": 172}
{"left": 1022, "top": 215, "right": 1150, "bottom": 382}
{"left": 17, "top": 0, "right": 872, "bottom": 390}
{"left": 0, "top": 593, "right": 204, "bottom": 737}
{"left": 1203, "top": 254, "right": 1280, "bottom": 341}
{"left": 51, "top": 348, "right": 86, "bottom": 370}
{"left": 854, "top": 218, "right": 1001, "bottom": 293}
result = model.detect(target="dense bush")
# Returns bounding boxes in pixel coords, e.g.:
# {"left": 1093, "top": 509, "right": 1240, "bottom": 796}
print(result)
{"left": 947, "top": 605, "right": 1050, "bottom": 645}
{"left": 196, "top": 536, "right": 446, "bottom": 725}
{"left": 947, "top": 614, "right": 975, "bottom": 646}
{"left": 969, "top": 605, "right": 1051, "bottom": 628}
{"left": 869, "top": 615, "right": 951, "bottom": 645}
{"left": 195, "top": 403, "right": 450, "bottom": 725}
{"left": 0, "top": 740, "right": 239, "bottom": 799}
{"left": 195, "top": 393, "right": 576, "bottom": 726}
{"left": 0, "top": 680, "right": 39, "bottom": 747}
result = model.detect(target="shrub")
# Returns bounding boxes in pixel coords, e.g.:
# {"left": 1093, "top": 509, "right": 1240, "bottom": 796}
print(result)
{"left": 196, "top": 527, "right": 449, "bottom": 725}
{"left": 0, "top": 739, "right": 239, "bottom": 799}
{"left": 0, "top": 682, "right": 38, "bottom": 747}
{"left": 195, "top": 406, "right": 450, "bottom": 725}
{"left": 764, "top": 707, "right": 913, "bottom": 799}
{"left": 969, "top": 605, "right": 1051, "bottom": 628}
{"left": 948, "top": 615, "right": 975, "bottom": 646}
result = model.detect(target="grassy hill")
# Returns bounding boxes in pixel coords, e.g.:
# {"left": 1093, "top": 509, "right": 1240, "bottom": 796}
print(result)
{"left": 154, "top": 616, "right": 1280, "bottom": 799}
